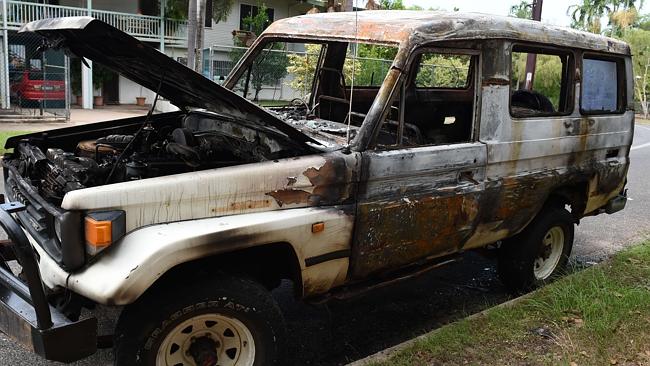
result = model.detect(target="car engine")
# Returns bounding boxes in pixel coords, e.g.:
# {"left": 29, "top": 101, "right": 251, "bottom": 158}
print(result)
{"left": 8, "top": 120, "right": 279, "bottom": 205}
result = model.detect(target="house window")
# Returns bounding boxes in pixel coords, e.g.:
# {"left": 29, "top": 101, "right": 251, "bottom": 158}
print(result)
{"left": 581, "top": 57, "right": 624, "bottom": 114}
{"left": 510, "top": 45, "right": 573, "bottom": 117}
{"left": 205, "top": 0, "right": 213, "bottom": 27}
{"left": 213, "top": 60, "right": 234, "bottom": 80}
{"left": 239, "top": 4, "right": 274, "bottom": 32}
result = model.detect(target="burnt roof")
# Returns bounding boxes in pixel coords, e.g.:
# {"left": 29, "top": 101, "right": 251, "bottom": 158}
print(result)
{"left": 264, "top": 10, "right": 630, "bottom": 55}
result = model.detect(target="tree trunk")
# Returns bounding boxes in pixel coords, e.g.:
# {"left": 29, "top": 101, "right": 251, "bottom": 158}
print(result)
{"left": 187, "top": 0, "right": 197, "bottom": 70}
{"left": 195, "top": 0, "right": 206, "bottom": 73}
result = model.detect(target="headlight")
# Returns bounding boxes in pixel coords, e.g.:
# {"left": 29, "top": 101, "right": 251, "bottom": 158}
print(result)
{"left": 84, "top": 211, "right": 126, "bottom": 256}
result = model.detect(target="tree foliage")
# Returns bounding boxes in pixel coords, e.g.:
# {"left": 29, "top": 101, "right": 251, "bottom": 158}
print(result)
{"left": 162, "top": 0, "right": 233, "bottom": 23}
{"left": 622, "top": 28, "right": 650, "bottom": 117}
{"left": 512, "top": 53, "right": 564, "bottom": 110}
{"left": 286, "top": 44, "right": 323, "bottom": 98}
{"left": 416, "top": 55, "right": 470, "bottom": 88}
{"left": 509, "top": 1, "right": 532, "bottom": 19}
{"left": 568, "top": 0, "right": 643, "bottom": 35}
{"left": 230, "top": 3, "right": 288, "bottom": 101}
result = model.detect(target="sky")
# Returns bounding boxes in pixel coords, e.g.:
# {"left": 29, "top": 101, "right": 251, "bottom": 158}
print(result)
{"left": 399, "top": 0, "right": 582, "bottom": 26}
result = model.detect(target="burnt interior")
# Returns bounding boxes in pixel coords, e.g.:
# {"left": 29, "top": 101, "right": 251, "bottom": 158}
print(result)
{"left": 3, "top": 111, "right": 317, "bottom": 205}
{"left": 316, "top": 47, "right": 476, "bottom": 148}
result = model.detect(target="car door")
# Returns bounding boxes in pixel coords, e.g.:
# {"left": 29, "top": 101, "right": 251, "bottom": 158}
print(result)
{"left": 350, "top": 48, "right": 487, "bottom": 279}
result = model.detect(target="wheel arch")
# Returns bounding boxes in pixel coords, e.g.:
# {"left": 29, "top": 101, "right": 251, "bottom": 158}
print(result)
{"left": 543, "top": 181, "right": 589, "bottom": 221}
{"left": 145, "top": 241, "right": 305, "bottom": 299}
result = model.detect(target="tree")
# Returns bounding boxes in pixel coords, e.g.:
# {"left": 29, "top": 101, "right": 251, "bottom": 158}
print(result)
{"left": 512, "top": 53, "right": 564, "bottom": 109}
{"left": 568, "top": 0, "right": 643, "bottom": 34}
{"left": 416, "top": 55, "right": 471, "bottom": 89}
{"left": 286, "top": 44, "right": 323, "bottom": 98}
{"left": 623, "top": 28, "right": 650, "bottom": 118}
{"left": 163, "top": 0, "right": 234, "bottom": 22}
{"left": 510, "top": 1, "right": 532, "bottom": 19}
{"left": 230, "top": 3, "right": 288, "bottom": 101}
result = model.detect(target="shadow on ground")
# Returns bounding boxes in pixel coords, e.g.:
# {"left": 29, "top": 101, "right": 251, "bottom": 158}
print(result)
{"left": 276, "top": 252, "right": 512, "bottom": 365}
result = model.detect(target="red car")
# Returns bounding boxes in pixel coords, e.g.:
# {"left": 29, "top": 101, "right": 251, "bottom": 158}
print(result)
{"left": 10, "top": 68, "right": 65, "bottom": 107}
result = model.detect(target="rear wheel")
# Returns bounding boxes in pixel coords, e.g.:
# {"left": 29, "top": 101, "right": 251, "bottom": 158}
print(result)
{"left": 114, "top": 275, "right": 287, "bottom": 366}
{"left": 498, "top": 206, "right": 574, "bottom": 293}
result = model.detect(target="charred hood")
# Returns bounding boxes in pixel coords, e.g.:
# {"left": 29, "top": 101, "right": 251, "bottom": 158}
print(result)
{"left": 20, "top": 17, "right": 318, "bottom": 145}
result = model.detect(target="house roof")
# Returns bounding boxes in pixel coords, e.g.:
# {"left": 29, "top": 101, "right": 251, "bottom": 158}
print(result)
{"left": 263, "top": 10, "right": 631, "bottom": 55}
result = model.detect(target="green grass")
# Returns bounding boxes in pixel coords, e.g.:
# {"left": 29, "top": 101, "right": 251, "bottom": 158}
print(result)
{"left": 0, "top": 131, "right": 32, "bottom": 154}
{"left": 637, "top": 116, "right": 650, "bottom": 125}
{"left": 369, "top": 242, "right": 650, "bottom": 366}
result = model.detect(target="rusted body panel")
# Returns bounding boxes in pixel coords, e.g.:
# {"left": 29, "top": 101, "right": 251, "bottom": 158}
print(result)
{"left": 263, "top": 11, "right": 630, "bottom": 56}
{"left": 351, "top": 143, "right": 486, "bottom": 278}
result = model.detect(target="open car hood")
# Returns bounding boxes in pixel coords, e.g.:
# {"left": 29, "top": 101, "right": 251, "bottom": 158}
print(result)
{"left": 20, "top": 17, "right": 318, "bottom": 145}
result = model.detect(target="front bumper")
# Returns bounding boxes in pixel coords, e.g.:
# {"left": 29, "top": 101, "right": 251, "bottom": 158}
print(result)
{"left": 0, "top": 200, "right": 96, "bottom": 363}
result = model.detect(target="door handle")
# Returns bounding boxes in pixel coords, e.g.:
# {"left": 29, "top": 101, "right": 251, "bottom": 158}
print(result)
{"left": 458, "top": 170, "right": 479, "bottom": 185}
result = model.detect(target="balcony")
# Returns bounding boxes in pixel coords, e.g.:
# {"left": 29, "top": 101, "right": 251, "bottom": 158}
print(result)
{"left": 2, "top": 0, "right": 187, "bottom": 46}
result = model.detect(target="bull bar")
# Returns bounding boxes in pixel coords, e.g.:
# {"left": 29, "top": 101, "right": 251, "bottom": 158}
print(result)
{"left": 0, "top": 199, "right": 97, "bottom": 363}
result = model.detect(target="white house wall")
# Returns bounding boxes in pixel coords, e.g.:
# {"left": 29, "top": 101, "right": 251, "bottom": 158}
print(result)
{"left": 118, "top": 75, "right": 155, "bottom": 105}
{"left": 204, "top": 0, "right": 311, "bottom": 48}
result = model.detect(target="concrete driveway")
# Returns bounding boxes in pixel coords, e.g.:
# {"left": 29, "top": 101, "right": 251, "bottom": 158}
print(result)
{"left": 0, "top": 124, "right": 648, "bottom": 365}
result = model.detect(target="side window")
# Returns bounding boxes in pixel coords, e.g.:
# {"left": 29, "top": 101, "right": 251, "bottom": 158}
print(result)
{"left": 581, "top": 57, "right": 623, "bottom": 114}
{"left": 342, "top": 44, "right": 397, "bottom": 87}
{"left": 510, "top": 46, "right": 573, "bottom": 117}
{"left": 373, "top": 50, "right": 476, "bottom": 148}
{"left": 415, "top": 54, "right": 471, "bottom": 89}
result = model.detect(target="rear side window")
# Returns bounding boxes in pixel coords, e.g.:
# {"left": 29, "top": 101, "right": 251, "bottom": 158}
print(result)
{"left": 510, "top": 46, "right": 573, "bottom": 118}
{"left": 581, "top": 57, "right": 623, "bottom": 114}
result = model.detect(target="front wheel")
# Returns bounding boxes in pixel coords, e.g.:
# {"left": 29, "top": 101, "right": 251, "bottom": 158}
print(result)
{"left": 114, "top": 275, "right": 287, "bottom": 366}
{"left": 498, "top": 205, "right": 574, "bottom": 293}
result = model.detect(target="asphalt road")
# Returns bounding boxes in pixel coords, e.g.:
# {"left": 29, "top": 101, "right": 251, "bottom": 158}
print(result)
{"left": 0, "top": 124, "right": 649, "bottom": 365}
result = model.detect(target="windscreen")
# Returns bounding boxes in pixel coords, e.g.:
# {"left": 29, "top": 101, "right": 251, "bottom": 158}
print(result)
{"left": 231, "top": 40, "right": 399, "bottom": 123}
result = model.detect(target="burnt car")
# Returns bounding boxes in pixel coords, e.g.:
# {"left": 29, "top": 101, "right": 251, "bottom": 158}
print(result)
{"left": 0, "top": 11, "right": 632, "bottom": 365}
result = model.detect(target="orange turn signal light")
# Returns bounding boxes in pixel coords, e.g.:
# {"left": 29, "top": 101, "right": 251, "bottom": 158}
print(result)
{"left": 85, "top": 216, "right": 112, "bottom": 248}
{"left": 84, "top": 210, "right": 126, "bottom": 255}
{"left": 311, "top": 222, "right": 325, "bottom": 233}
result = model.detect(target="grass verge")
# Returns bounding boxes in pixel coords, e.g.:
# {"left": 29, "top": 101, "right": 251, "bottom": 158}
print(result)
{"left": 368, "top": 242, "right": 650, "bottom": 366}
{"left": 0, "top": 131, "right": 32, "bottom": 154}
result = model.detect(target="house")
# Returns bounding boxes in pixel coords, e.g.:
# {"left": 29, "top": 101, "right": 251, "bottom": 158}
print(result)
{"left": 0, "top": 0, "right": 324, "bottom": 111}
{"left": 202, "top": 0, "right": 323, "bottom": 82}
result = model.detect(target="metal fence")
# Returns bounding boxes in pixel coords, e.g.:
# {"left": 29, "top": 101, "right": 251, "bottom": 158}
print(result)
{"left": 201, "top": 44, "right": 396, "bottom": 103}
{"left": 3, "top": 30, "right": 69, "bottom": 119}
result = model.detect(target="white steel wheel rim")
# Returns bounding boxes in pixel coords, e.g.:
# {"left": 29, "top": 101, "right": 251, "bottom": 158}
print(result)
{"left": 534, "top": 226, "right": 565, "bottom": 280}
{"left": 156, "top": 313, "right": 255, "bottom": 366}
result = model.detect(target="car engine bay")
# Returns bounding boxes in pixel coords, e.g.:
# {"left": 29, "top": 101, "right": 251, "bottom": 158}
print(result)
{"left": 4, "top": 111, "right": 319, "bottom": 205}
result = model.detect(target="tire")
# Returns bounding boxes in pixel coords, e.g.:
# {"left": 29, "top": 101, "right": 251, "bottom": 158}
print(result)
{"left": 114, "top": 275, "right": 288, "bottom": 366}
{"left": 498, "top": 205, "right": 574, "bottom": 293}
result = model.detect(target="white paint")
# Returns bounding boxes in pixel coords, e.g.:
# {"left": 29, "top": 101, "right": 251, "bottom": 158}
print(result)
{"left": 631, "top": 141, "right": 650, "bottom": 151}
{"left": 31, "top": 207, "right": 353, "bottom": 305}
